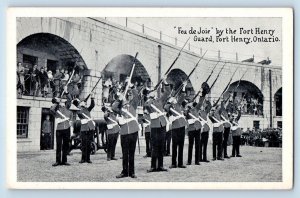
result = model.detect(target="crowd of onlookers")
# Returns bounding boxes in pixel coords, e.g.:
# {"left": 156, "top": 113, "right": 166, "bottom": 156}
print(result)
{"left": 17, "top": 62, "right": 83, "bottom": 98}
{"left": 239, "top": 97, "right": 264, "bottom": 116}
{"left": 240, "top": 127, "right": 282, "bottom": 147}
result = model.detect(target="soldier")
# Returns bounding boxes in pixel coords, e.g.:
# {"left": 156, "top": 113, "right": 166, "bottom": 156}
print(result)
{"left": 112, "top": 91, "right": 139, "bottom": 179}
{"left": 209, "top": 104, "right": 224, "bottom": 161}
{"left": 231, "top": 106, "right": 242, "bottom": 157}
{"left": 50, "top": 97, "right": 72, "bottom": 166}
{"left": 199, "top": 101, "right": 211, "bottom": 163}
{"left": 220, "top": 98, "right": 232, "bottom": 159}
{"left": 142, "top": 107, "right": 151, "bottom": 158}
{"left": 103, "top": 106, "right": 120, "bottom": 161}
{"left": 77, "top": 94, "right": 95, "bottom": 164}
{"left": 166, "top": 86, "right": 188, "bottom": 169}
{"left": 144, "top": 89, "right": 168, "bottom": 173}
{"left": 185, "top": 100, "right": 201, "bottom": 165}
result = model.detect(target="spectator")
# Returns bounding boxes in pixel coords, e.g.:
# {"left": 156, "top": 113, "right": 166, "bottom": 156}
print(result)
{"left": 53, "top": 68, "right": 63, "bottom": 97}
{"left": 28, "top": 65, "right": 40, "bottom": 96}
{"left": 39, "top": 67, "right": 49, "bottom": 97}
{"left": 42, "top": 115, "right": 53, "bottom": 150}
{"left": 17, "top": 62, "right": 25, "bottom": 94}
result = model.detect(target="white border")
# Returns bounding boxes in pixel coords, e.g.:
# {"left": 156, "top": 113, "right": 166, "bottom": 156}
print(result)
{"left": 6, "top": 7, "right": 293, "bottom": 189}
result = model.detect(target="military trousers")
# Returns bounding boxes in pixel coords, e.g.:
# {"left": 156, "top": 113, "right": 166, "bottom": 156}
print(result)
{"left": 232, "top": 136, "right": 241, "bottom": 156}
{"left": 107, "top": 132, "right": 119, "bottom": 160}
{"left": 145, "top": 132, "right": 151, "bottom": 156}
{"left": 56, "top": 128, "right": 70, "bottom": 164}
{"left": 212, "top": 132, "right": 223, "bottom": 159}
{"left": 200, "top": 132, "right": 209, "bottom": 161}
{"left": 120, "top": 132, "right": 138, "bottom": 176}
{"left": 150, "top": 126, "right": 166, "bottom": 169}
{"left": 164, "top": 131, "right": 171, "bottom": 156}
{"left": 187, "top": 129, "right": 201, "bottom": 164}
{"left": 222, "top": 127, "right": 231, "bottom": 157}
{"left": 81, "top": 130, "right": 94, "bottom": 162}
{"left": 171, "top": 127, "right": 185, "bottom": 167}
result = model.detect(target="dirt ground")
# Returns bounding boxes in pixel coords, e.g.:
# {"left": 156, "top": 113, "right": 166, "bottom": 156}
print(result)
{"left": 17, "top": 142, "right": 282, "bottom": 182}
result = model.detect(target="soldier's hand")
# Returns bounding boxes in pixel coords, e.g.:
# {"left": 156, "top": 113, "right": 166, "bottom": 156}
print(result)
{"left": 91, "top": 92, "right": 95, "bottom": 99}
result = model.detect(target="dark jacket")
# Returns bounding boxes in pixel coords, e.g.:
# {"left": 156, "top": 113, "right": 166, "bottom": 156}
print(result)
{"left": 199, "top": 110, "right": 210, "bottom": 132}
{"left": 167, "top": 103, "right": 187, "bottom": 130}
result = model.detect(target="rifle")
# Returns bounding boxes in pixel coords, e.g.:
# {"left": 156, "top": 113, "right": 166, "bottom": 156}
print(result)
{"left": 60, "top": 63, "right": 78, "bottom": 100}
{"left": 213, "top": 66, "right": 239, "bottom": 107}
{"left": 205, "top": 61, "right": 220, "bottom": 83}
{"left": 191, "top": 62, "right": 226, "bottom": 102}
{"left": 123, "top": 52, "right": 139, "bottom": 97}
{"left": 173, "top": 50, "right": 208, "bottom": 97}
{"left": 151, "top": 37, "right": 190, "bottom": 92}
{"left": 84, "top": 76, "right": 102, "bottom": 102}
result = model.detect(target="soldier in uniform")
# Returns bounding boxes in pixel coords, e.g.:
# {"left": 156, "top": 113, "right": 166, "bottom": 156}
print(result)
{"left": 103, "top": 106, "right": 120, "bottom": 161}
{"left": 166, "top": 84, "right": 188, "bottom": 169}
{"left": 231, "top": 106, "right": 242, "bottom": 157}
{"left": 185, "top": 100, "right": 201, "bottom": 165}
{"left": 142, "top": 107, "right": 151, "bottom": 158}
{"left": 77, "top": 94, "right": 95, "bottom": 164}
{"left": 220, "top": 97, "right": 232, "bottom": 159}
{"left": 209, "top": 104, "right": 224, "bottom": 161}
{"left": 199, "top": 101, "right": 211, "bottom": 163}
{"left": 50, "top": 97, "right": 72, "bottom": 166}
{"left": 144, "top": 86, "right": 169, "bottom": 172}
{"left": 112, "top": 89, "right": 140, "bottom": 179}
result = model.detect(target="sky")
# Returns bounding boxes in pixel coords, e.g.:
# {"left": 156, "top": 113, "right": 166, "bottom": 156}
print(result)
{"left": 106, "top": 17, "right": 282, "bottom": 66}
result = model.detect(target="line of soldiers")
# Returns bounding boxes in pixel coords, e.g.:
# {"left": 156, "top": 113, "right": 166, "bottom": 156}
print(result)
{"left": 49, "top": 76, "right": 243, "bottom": 179}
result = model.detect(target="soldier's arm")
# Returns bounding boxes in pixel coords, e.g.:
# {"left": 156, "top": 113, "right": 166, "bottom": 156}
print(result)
{"left": 88, "top": 98, "right": 95, "bottom": 111}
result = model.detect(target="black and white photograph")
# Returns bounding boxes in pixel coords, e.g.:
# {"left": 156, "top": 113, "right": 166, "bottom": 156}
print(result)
{"left": 7, "top": 8, "right": 293, "bottom": 189}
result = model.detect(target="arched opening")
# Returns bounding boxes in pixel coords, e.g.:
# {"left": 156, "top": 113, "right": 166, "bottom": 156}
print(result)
{"left": 17, "top": 33, "right": 87, "bottom": 98}
{"left": 225, "top": 80, "right": 264, "bottom": 116}
{"left": 102, "top": 54, "right": 151, "bottom": 104}
{"left": 166, "top": 69, "right": 195, "bottom": 98}
{"left": 102, "top": 54, "right": 151, "bottom": 84}
{"left": 274, "top": 88, "right": 282, "bottom": 116}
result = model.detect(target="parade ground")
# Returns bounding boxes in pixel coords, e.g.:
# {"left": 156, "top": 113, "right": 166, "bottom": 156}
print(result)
{"left": 17, "top": 141, "right": 282, "bottom": 182}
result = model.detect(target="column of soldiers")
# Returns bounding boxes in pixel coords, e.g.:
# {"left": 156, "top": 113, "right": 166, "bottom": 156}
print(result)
{"left": 49, "top": 51, "right": 245, "bottom": 179}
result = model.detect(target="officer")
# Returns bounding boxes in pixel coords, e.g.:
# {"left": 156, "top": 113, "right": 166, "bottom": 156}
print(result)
{"left": 209, "top": 104, "right": 224, "bottom": 161}
{"left": 50, "top": 97, "right": 72, "bottom": 166}
{"left": 185, "top": 100, "right": 201, "bottom": 165}
{"left": 77, "top": 93, "right": 95, "bottom": 164}
{"left": 112, "top": 91, "right": 139, "bottom": 179}
{"left": 103, "top": 106, "right": 120, "bottom": 161}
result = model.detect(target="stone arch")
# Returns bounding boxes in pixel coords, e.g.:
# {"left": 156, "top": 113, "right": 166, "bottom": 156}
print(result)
{"left": 226, "top": 80, "right": 264, "bottom": 115}
{"left": 166, "top": 68, "right": 195, "bottom": 97}
{"left": 274, "top": 87, "right": 282, "bottom": 116}
{"left": 17, "top": 33, "right": 87, "bottom": 97}
{"left": 102, "top": 54, "right": 151, "bottom": 86}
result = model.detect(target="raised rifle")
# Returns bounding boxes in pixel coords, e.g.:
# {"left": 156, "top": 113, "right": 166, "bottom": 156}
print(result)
{"left": 60, "top": 62, "right": 78, "bottom": 100}
{"left": 151, "top": 37, "right": 190, "bottom": 92}
{"left": 84, "top": 76, "right": 102, "bottom": 102}
{"left": 123, "top": 52, "right": 139, "bottom": 98}
{"left": 191, "top": 62, "right": 225, "bottom": 102}
{"left": 213, "top": 66, "right": 239, "bottom": 107}
{"left": 172, "top": 50, "right": 207, "bottom": 98}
